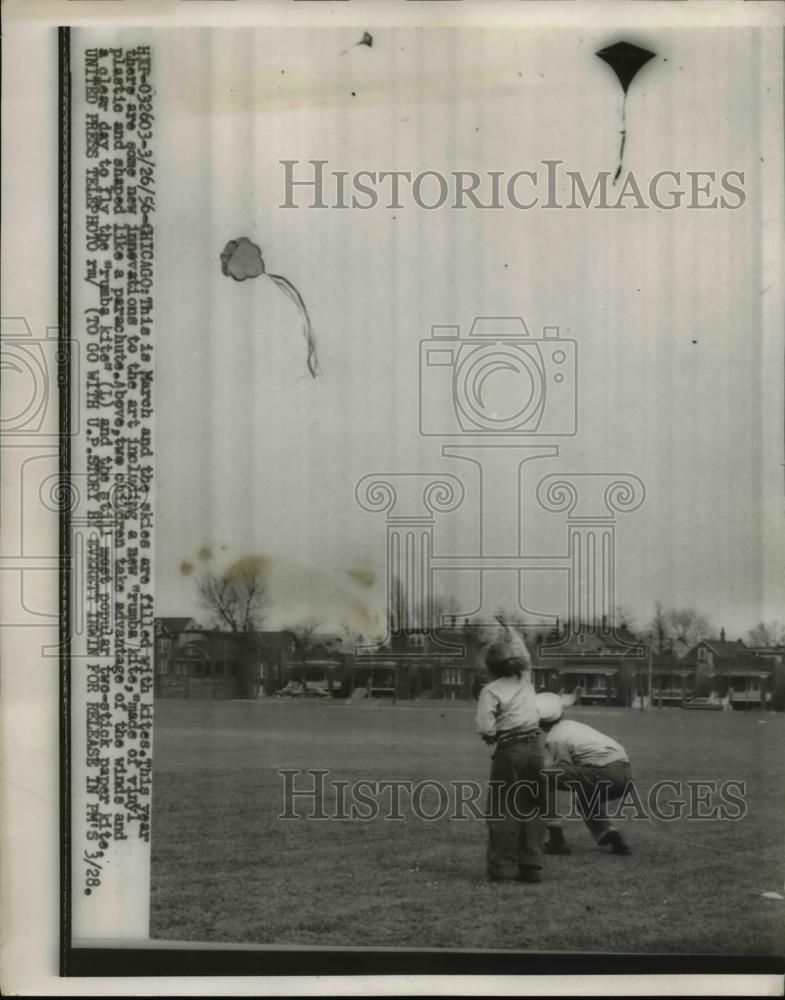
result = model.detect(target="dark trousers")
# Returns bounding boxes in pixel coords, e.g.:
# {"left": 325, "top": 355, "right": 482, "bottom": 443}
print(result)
{"left": 547, "top": 760, "right": 633, "bottom": 842}
{"left": 486, "top": 738, "right": 545, "bottom": 879}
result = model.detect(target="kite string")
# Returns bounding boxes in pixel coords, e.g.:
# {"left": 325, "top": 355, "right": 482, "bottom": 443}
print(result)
{"left": 613, "top": 91, "right": 628, "bottom": 185}
{"left": 268, "top": 273, "right": 320, "bottom": 378}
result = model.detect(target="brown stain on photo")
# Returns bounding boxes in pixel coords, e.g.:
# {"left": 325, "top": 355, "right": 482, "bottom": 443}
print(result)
{"left": 225, "top": 554, "right": 271, "bottom": 583}
{"left": 347, "top": 567, "right": 376, "bottom": 588}
{"left": 198, "top": 546, "right": 213, "bottom": 561}
{"left": 180, "top": 560, "right": 194, "bottom": 576}
{"left": 347, "top": 600, "right": 382, "bottom": 636}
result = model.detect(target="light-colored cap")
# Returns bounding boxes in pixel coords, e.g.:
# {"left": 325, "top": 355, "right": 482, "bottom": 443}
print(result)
{"left": 536, "top": 692, "right": 564, "bottom": 724}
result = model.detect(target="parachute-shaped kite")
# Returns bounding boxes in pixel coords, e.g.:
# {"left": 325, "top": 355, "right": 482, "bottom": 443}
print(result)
{"left": 596, "top": 41, "right": 657, "bottom": 184}
{"left": 220, "top": 237, "right": 319, "bottom": 378}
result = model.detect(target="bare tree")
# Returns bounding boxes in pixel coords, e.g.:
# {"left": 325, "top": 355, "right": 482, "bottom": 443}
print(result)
{"left": 647, "top": 604, "right": 714, "bottom": 651}
{"left": 648, "top": 601, "right": 668, "bottom": 652}
{"left": 196, "top": 557, "right": 270, "bottom": 633}
{"left": 386, "top": 578, "right": 464, "bottom": 637}
{"left": 339, "top": 617, "right": 360, "bottom": 643}
{"left": 287, "top": 615, "right": 326, "bottom": 690}
{"left": 429, "top": 594, "right": 463, "bottom": 630}
{"left": 444, "top": 595, "right": 462, "bottom": 622}
{"left": 430, "top": 596, "right": 448, "bottom": 631}
{"left": 289, "top": 615, "right": 326, "bottom": 649}
{"left": 338, "top": 617, "right": 365, "bottom": 694}
{"left": 613, "top": 604, "right": 637, "bottom": 633}
{"left": 748, "top": 620, "right": 785, "bottom": 647}
{"left": 388, "top": 574, "right": 423, "bottom": 640}
{"left": 666, "top": 608, "right": 714, "bottom": 648}
{"left": 388, "top": 575, "right": 403, "bottom": 636}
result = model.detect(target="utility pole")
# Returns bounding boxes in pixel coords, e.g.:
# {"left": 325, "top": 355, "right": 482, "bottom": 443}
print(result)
{"left": 647, "top": 639, "right": 653, "bottom": 711}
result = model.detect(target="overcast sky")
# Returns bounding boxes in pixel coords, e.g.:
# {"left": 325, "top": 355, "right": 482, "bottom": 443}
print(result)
{"left": 143, "top": 25, "right": 783, "bottom": 640}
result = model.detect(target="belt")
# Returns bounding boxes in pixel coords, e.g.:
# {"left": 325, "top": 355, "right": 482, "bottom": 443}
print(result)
{"left": 495, "top": 726, "right": 540, "bottom": 746}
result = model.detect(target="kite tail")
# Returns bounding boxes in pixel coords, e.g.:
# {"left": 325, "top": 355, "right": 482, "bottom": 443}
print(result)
{"left": 268, "top": 273, "right": 320, "bottom": 378}
{"left": 613, "top": 93, "right": 628, "bottom": 186}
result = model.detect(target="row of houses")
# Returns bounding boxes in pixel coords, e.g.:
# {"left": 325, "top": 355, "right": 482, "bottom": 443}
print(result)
{"left": 154, "top": 617, "right": 785, "bottom": 710}
{"left": 536, "top": 627, "right": 780, "bottom": 710}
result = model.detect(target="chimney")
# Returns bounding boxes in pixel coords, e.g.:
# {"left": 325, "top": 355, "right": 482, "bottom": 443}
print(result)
{"left": 720, "top": 627, "right": 726, "bottom": 642}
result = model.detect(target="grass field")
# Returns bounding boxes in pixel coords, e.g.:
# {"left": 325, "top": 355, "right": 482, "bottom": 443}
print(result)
{"left": 150, "top": 699, "right": 785, "bottom": 954}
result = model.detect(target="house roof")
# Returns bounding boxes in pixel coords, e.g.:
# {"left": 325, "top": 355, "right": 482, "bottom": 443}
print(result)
{"left": 649, "top": 638, "right": 690, "bottom": 661}
{"left": 157, "top": 617, "right": 193, "bottom": 636}
{"left": 252, "top": 630, "right": 296, "bottom": 649}
{"left": 310, "top": 633, "right": 353, "bottom": 654}
{"left": 700, "top": 638, "right": 750, "bottom": 658}
{"left": 539, "top": 627, "right": 644, "bottom": 659}
{"left": 651, "top": 648, "right": 690, "bottom": 668}
{"left": 284, "top": 632, "right": 358, "bottom": 657}
{"left": 686, "top": 637, "right": 758, "bottom": 668}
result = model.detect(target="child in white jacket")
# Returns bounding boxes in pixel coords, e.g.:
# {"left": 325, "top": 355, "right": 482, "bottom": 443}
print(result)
{"left": 536, "top": 692, "right": 633, "bottom": 856}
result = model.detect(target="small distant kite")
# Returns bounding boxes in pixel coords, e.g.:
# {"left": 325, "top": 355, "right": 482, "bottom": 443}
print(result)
{"left": 596, "top": 41, "right": 657, "bottom": 183}
{"left": 220, "top": 237, "right": 319, "bottom": 378}
{"left": 341, "top": 32, "right": 373, "bottom": 55}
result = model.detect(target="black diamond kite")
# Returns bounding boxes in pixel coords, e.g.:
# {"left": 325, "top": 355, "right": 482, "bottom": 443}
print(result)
{"left": 596, "top": 41, "right": 657, "bottom": 183}
{"left": 340, "top": 31, "right": 373, "bottom": 55}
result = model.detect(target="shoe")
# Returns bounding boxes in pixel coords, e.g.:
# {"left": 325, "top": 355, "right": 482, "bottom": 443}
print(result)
{"left": 600, "top": 830, "right": 632, "bottom": 856}
{"left": 516, "top": 869, "right": 543, "bottom": 884}
{"left": 544, "top": 826, "right": 572, "bottom": 855}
